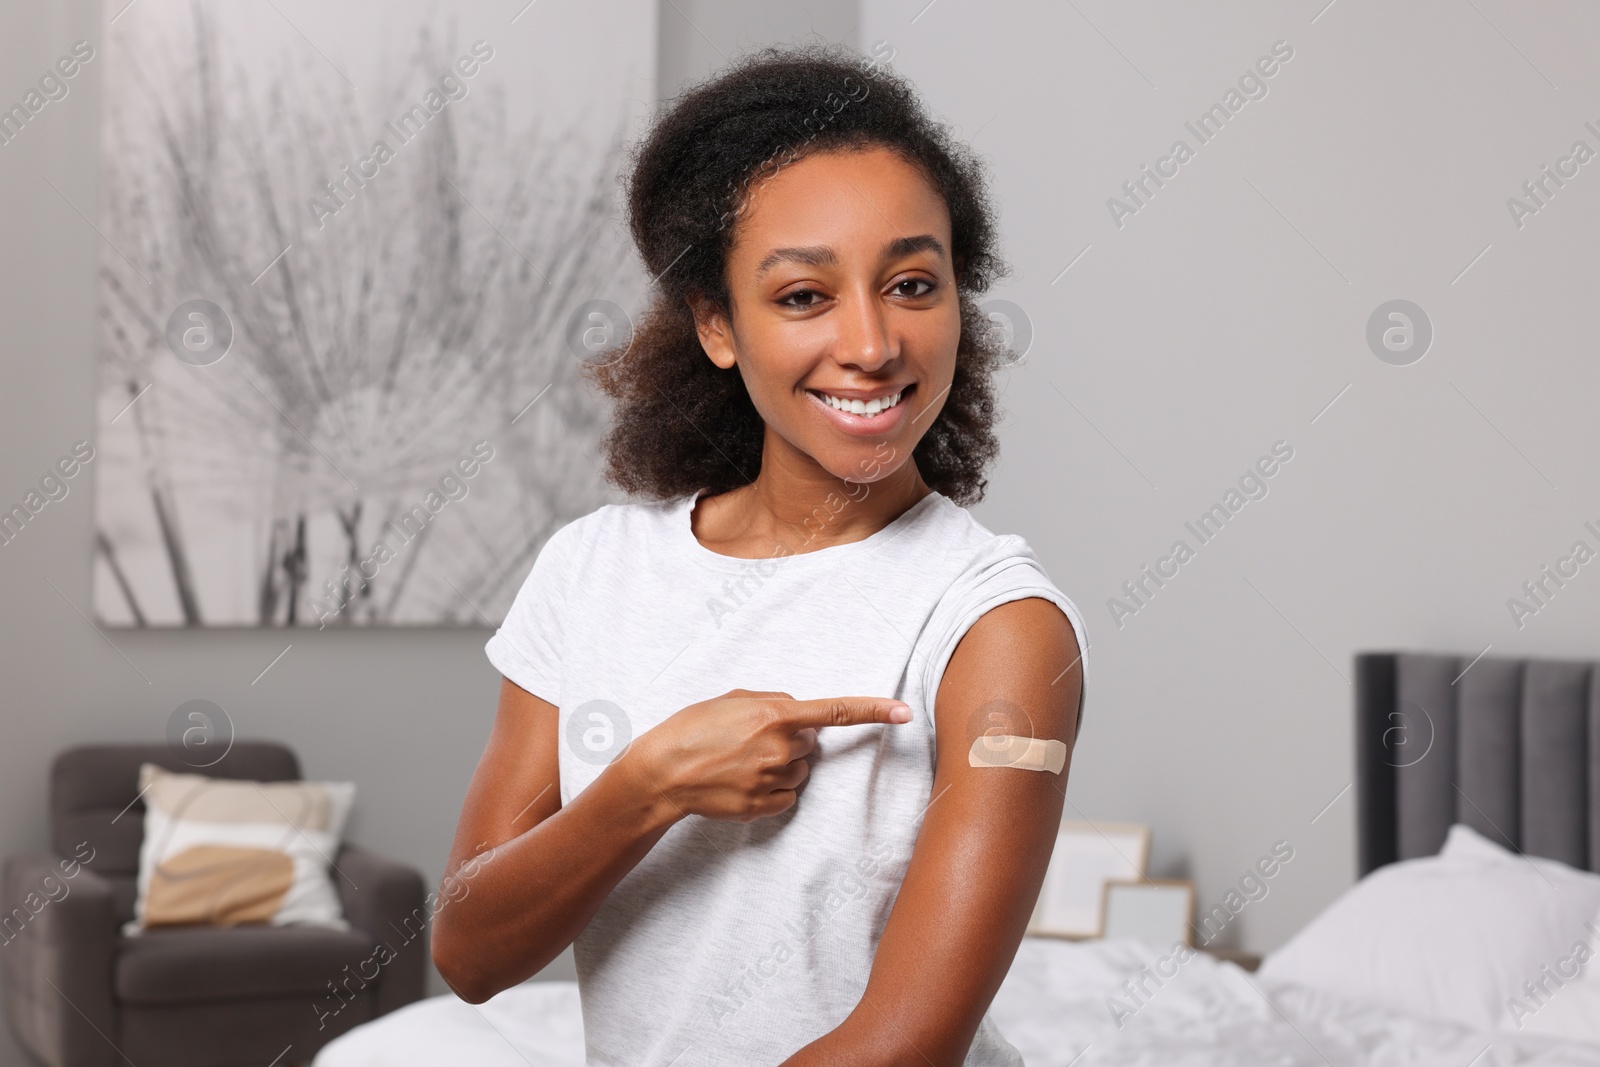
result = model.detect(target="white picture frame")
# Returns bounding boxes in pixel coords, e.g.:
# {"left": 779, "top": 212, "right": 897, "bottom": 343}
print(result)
{"left": 1027, "top": 821, "right": 1151, "bottom": 939}
{"left": 1100, "top": 878, "right": 1197, "bottom": 947}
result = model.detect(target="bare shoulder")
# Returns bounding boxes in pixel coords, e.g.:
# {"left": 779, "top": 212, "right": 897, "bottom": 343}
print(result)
{"left": 935, "top": 596, "right": 1083, "bottom": 750}
{"left": 942, "top": 596, "right": 1081, "bottom": 692}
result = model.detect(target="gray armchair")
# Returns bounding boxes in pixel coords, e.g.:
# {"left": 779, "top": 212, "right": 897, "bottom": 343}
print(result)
{"left": 2, "top": 743, "right": 427, "bottom": 1067}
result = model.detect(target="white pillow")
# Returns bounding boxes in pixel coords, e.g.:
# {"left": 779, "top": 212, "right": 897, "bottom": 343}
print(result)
{"left": 1512, "top": 928, "right": 1600, "bottom": 1045}
{"left": 1257, "top": 823, "right": 1600, "bottom": 1034}
{"left": 1437, "top": 825, "right": 1600, "bottom": 1044}
{"left": 127, "top": 763, "right": 355, "bottom": 934}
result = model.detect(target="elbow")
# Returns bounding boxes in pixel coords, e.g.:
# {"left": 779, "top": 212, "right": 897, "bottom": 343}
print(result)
{"left": 430, "top": 925, "right": 497, "bottom": 1005}
{"left": 430, "top": 897, "right": 565, "bottom": 1004}
{"left": 434, "top": 959, "right": 496, "bottom": 1006}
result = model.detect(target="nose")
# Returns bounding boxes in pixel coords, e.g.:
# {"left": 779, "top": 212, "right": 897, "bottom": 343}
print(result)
{"left": 835, "top": 287, "right": 895, "bottom": 373}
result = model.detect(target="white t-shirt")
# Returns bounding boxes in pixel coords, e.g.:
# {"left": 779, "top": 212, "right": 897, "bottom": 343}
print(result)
{"left": 484, "top": 487, "right": 1090, "bottom": 1066}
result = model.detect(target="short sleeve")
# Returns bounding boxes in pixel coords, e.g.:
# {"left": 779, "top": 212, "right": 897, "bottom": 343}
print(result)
{"left": 484, "top": 518, "right": 586, "bottom": 706}
{"left": 917, "top": 536, "right": 1090, "bottom": 737}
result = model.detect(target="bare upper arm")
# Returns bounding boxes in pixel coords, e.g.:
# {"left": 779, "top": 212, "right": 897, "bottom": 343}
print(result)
{"left": 825, "top": 596, "right": 1082, "bottom": 1064}
{"left": 937, "top": 595, "right": 1083, "bottom": 771}
{"left": 443, "top": 677, "right": 564, "bottom": 880}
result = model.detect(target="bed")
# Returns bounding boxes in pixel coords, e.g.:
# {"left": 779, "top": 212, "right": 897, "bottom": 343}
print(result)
{"left": 316, "top": 650, "right": 1600, "bottom": 1065}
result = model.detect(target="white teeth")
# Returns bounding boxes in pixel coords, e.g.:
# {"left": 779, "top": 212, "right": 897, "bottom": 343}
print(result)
{"left": 819, "top": 390, "right": 902, "bottom": 416}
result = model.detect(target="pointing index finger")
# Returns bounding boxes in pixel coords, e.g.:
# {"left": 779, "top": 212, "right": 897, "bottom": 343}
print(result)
{"left": 779, "top": 696, "right": 913, "bottom": 730}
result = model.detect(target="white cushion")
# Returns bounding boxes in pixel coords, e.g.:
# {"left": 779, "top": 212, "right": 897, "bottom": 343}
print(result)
{"left": 1438, "top": 826, "right": 1600, "bottom": 1043}
{"left": 1257, "top": 824, "right": 1600, "bottom": 1034}
{"left": 127, "top": 763, "right": 355, "bottom": 934}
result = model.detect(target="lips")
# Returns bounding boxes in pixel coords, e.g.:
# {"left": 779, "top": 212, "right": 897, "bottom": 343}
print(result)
{"left": 805, "top": 382, "right": 916, "bottom": 436}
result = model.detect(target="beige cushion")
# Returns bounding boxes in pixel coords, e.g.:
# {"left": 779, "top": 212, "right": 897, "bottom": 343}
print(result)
{"left": 127, "top": 763, "right": 355, "bottom": 933}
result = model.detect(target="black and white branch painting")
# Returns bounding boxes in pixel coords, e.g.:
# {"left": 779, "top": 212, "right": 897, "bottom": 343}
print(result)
{"left": 93, "top": 0, "right": 654, "bottom": 626}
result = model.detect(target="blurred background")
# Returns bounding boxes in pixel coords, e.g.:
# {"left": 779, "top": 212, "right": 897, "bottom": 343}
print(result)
{"left": 3, "top": 1, "right": 1598, "bottom": 1063}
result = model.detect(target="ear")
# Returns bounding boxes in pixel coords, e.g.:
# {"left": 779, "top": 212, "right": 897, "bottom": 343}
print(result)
{"left": 687, "top": 294, "right": 738, "bottom": 371}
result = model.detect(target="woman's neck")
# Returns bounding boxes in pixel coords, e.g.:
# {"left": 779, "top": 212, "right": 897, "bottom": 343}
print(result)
{"left": 690, "top": 461, "right": 932, "bottom": 560}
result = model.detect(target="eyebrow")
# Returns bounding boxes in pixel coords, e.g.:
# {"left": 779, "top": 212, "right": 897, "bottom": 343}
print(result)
{"left": 753, "top": 234, "right": 947, "bottom": 279}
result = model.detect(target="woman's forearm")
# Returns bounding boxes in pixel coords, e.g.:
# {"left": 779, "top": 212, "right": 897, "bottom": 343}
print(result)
{"left": 431, "top": 749, "right": 681, "bottom": 1002}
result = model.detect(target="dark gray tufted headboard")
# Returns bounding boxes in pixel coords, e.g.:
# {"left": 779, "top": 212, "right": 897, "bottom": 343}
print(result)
{"left": 1355, "top": 651, "right": 1599, "bottom": 877}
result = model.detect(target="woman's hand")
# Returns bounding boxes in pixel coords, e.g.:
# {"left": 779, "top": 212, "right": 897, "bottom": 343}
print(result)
{"left": 622, "top": 688, "right": 912, "bottom": 823}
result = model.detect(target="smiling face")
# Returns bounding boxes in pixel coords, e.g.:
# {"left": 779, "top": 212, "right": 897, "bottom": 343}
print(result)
{"left": 691, "top": 143, "right": 961, "bottom": 488}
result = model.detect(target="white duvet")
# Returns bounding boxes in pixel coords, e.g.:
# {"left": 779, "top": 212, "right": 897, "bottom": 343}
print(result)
{"left": 313, "top": 938, "right": 1600, "bottom": 1066}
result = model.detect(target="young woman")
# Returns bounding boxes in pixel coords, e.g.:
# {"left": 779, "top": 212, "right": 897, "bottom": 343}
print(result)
{"left": 433, "top": 43, "right": 1089, "bottom": 1066}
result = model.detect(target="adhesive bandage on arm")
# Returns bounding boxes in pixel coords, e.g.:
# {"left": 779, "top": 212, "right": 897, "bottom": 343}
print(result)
{"left": 967, "top": 735, "right": 1067, "bottom": 774}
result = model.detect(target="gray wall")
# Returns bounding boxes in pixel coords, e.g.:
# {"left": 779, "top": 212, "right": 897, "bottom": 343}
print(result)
{"left": 660, "top": 0, "right": 858, "bottom": 98}
{"left": 860, "top": 0, "right": 1600, "bottom": 952}
{"left": 0, "top": 2, "right": 854, "bottom": 1064}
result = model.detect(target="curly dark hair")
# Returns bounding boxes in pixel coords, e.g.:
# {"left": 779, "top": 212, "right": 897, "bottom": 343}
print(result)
{"left": 582, "top": 41, "right": 1014, "bottom": 507}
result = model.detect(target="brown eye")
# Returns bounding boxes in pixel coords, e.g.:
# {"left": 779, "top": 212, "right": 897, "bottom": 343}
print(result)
{"left": 895, "top": 278, "right": 935, "bottom": 298}
{"left": 779, "top": 289, "right": 822, "bottom": 308}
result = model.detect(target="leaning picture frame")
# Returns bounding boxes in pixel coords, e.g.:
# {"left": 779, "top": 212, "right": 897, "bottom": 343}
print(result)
{"left": 1027, "top": 821, "right": 1151, "bottom": 939}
